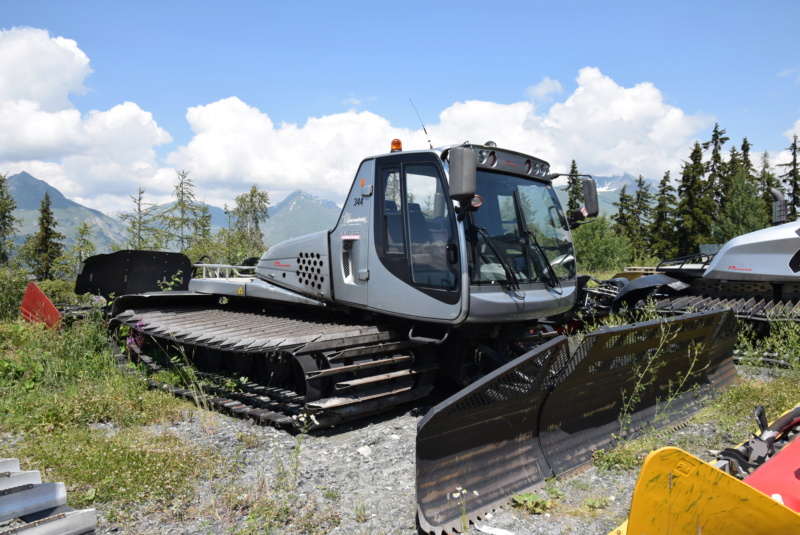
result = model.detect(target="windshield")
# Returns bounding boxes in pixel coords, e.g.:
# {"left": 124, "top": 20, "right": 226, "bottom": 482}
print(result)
{"left": 467, "top": 170, "right": 575, "bottom": 284}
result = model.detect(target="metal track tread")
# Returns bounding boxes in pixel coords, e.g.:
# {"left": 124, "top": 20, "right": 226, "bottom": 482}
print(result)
{"left": 113, "top": 305, "right": 438, "bottom": 429}
{"left": 654, "top": 295, "right": 800, "bottom": 323}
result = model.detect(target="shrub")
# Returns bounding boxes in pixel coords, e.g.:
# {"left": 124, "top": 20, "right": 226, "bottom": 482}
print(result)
{"left": 0, "top": 266, "right": 27, "bottom": 320}
{"left": 573, "top": 217, "right": 632, "bottom": 272}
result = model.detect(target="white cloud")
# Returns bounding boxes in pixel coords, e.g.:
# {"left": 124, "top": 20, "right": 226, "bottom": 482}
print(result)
{"left": 165, "top": 97, "right": 423, "bottom": 207}
{"left": 540, "top": 67, "right": 712, "bottom": 177}
{"left": 342, "top": 94, "right": 362, "bottom": 108}
{"left": 0, "top": 100, "right": 87, "bottom": 160}
{"left": 784, "top": 119, "right": 800, "bottom": 139}
{"left": 141, "top": 68, "right": 717, "bottom": 209}
{"left": 0, "top": 27, "right": 91, "bottom": 111}
{"left": 0, "top": 26, "right": 722, "bottom": 217}
{"left": 164, "top": 68, "right": 713, "bottom": 209}
{"left": 525, "top": 76, "right": 564, "bottom": 107}
{"left": 0, "top": 28, "right": 171, "bottom": 214}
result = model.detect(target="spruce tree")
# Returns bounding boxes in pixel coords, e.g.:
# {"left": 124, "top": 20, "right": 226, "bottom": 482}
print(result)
{"left": 631, "top": 175, "right": 653, "bottom": 251}
{"left": 611, "top": 184, "right": 635, "bottom": 239}
{"left": 741, "top": 138, "right": 754, "bottom": 179}
{"left": 22, "top": 192, "right": 65, "bottom": 280}
{"left": 701, "top": 123, "right": 730, "bottom": 207}
{"left": 0, "top": 173, "right": 19, "bottom": 264}
{"left": 726, "top": 145, "right": 742, "bottom": 186}
{"left": 565, "top": 160, "right": 584, "bottom": 213}
{"left": 676, "top": 142, "right": 715, "bottom": 255}
{"left": 778, "top": 134, "right": 800, "bottom": 220}
{"left": 649, "top": 171, "right": 678, "bottom": 260}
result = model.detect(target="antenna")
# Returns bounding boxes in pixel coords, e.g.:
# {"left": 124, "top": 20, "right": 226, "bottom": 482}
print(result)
{"left": 409, "top": 98, "right": 433, "bottom": 149}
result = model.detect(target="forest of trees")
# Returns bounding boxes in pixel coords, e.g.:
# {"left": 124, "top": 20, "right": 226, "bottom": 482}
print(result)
{"left": 571, "top": 125, "right": 800, "bottom": 271}
{"left": 0, "top": 170, "right": 271, "bottom": 282}
{"left": 1, "top": 123, "right": 799, "bottom": 281}
{"left": 118, "top": 170, "right": 271, "bottom": 267}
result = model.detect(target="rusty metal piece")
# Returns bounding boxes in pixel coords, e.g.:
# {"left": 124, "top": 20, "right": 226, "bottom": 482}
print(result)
{"left": 416, "top": 310, "right": 738, "bottom": 535}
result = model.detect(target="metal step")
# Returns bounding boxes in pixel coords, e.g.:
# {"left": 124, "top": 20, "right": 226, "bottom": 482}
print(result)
{"left": 305, "top": 355, "right": 412, "bottom": 379}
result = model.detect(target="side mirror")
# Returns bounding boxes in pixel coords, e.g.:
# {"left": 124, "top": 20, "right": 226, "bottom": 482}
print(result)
{"left": 581, "top": 177, "right": 599, "bottom": 218}
{"left": 568, "top": 177, "right": 599, "bottom": 228}
{"left": 448, "top": 146, "right": 477, "bottom": 204}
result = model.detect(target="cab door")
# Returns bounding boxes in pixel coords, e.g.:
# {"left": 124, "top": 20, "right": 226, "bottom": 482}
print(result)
{"left": 366, "top": 152, "right": 463, "bottom": 322}
{"left": 330, "top": 160, "right": 374, "bottom": 308}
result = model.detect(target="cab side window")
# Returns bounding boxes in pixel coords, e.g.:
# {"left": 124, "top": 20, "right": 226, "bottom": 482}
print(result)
{"left": 378, "top": 162, "right": 457, "bottom": 290}
{"left": 382, "top": 168, "right": 404, "bottom": 254}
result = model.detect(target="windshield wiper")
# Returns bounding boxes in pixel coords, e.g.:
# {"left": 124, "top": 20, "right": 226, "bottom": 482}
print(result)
{"left": 474, "top": 226, "right": 524, "bottom": 297}
{"left": 513, "top": 189, "right": 562, "bottom": 294}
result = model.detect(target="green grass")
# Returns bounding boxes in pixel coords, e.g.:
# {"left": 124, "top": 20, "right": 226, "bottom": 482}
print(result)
{"left": 0, "top": 318, "right": 187, "bottom": 432}
{"left": 14, "top": 427, "right": 215, "bottom": 516}
{"left": 0, "top": 306, "right": 343, "bottom": 534}
{"left": 0, "top": 314, "right": 208, "bottom": 520}
{"left": 4, "top": 272, "right": 800, "bottom": 533}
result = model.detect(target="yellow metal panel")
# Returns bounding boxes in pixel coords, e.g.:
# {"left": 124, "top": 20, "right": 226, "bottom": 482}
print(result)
{"left": 610, "top": 447, "right": 800, "bottom": 535}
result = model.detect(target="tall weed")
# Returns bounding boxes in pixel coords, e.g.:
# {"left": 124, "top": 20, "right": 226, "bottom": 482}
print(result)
{"left": 0, "top": 316, "right": 186, "bottom": 433}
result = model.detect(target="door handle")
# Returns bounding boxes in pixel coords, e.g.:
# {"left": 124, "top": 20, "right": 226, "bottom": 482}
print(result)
{"left": 446, "top": 243, "right": 458, "bottom": 265}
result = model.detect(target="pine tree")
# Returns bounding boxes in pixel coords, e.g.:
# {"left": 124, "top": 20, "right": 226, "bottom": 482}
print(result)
{"left": 612, "top": 184, "right": 635, "bottom": 238}
{"left": 120, "top": 188, "right": 164, "bottom": 250}
{"left": 649, "top": 171, "right": 678, "bottom": 259}
{"left": 565, "top": 160, "right": 584, "bottom": 213}
{"left": 726, "top": 145, "right": 742, "bottom": 186}
{"left": 778, "top": 134, "right": 800, "bottom": 220}
{"left": 630, "top": 175, "right": 653, "bottom": 253}
{"left": 162, "top": 170, "right": 202, "bottom": 252}
{"left": 676, "top": 142, "right": 715, "bottom": 255}
{"left": 758, "top": 151, "right": 782, "bottom": 222}
{"left": 741, "top": 138, "right": 754, "bottom": 179}
{"left": 21, "top": 192, "right": 65, "bottom": 280}
{"left": 0, "top": 173, "right": 19, "bottom": 264}
{"left": 701, "top": 123, "right": 730, "bottom": 207}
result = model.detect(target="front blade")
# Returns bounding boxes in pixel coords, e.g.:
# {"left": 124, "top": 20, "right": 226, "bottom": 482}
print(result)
{"left": 538, "top": 309, "right": 738, "bottom": 478}
{"left": 416, "top": 310, "right": 737, "bottom": 534}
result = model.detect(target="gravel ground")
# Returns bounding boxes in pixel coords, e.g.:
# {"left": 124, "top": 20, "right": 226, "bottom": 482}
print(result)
{"left": 13, "top": 364, "right": 782, "bottom": 535}
{"left": 89, "top": 396, "right": 642, "bottom": 535}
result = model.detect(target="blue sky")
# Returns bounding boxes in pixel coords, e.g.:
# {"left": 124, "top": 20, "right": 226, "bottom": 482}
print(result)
{"left": 1, "top": 1, "right": 799, "bottom": 213}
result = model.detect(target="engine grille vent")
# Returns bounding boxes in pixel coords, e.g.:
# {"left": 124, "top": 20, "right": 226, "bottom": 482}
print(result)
{"left": 296, "top": 252, "right": 325, "bottom": 290}
{"left": 342, "top": 250, "right": 351, "bottom": 278}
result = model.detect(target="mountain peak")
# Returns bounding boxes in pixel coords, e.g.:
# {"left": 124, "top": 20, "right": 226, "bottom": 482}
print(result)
{"left": 272, "top": 189, "right": 341, "bottom": 215}
{"left": 8, "top": 171, "right": 75, "bottom": 210}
